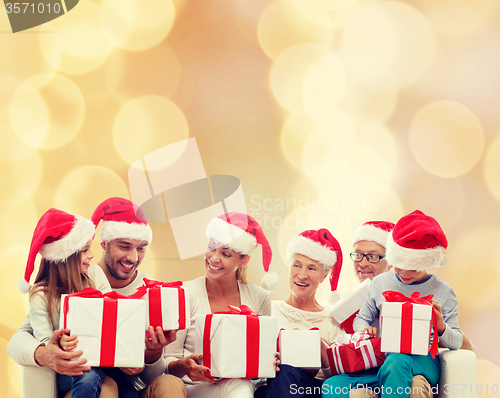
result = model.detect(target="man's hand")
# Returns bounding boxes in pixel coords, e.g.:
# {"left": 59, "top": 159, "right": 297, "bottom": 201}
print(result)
{"left": 168, "top": 354, "right": 216, "bottom": 384}
{"left": 35, "top": 329, "right": 90, "bottom": 376}
{"left": 431, "top": 300, "right": 446, "bottom": 335}
{"left": 60, "top": 330, "right": 78, "bottom": 352}
{"left": 144, "top": 327, "right": 177, "bottom": 364}
{"left": 120, "top": 366, "right": 145, "bottom": 375}
{"left": 363, "top": 326, "right": 378, "bottom": 338}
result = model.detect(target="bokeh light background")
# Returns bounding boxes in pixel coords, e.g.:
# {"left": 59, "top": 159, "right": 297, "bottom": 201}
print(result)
{"left": 1, "top": 0, "right": 500, "bottom": 394}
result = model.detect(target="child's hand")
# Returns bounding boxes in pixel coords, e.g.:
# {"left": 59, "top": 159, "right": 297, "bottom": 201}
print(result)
{"left": 363, "top": 326, "right": 377, "bottom": 338}
{"left": 59, "top": 329, "right": 78, "bottom": 352}
{"left": 274, "top": 352, "right": 280, "bottom": 372}
{"left": 431, "top": 300, "right": 446, "bottom": 335}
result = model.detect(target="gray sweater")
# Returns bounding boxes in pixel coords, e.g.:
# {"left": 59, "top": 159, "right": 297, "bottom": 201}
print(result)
{"left": 353, "top": 271, "right": 463, "bottom": 350}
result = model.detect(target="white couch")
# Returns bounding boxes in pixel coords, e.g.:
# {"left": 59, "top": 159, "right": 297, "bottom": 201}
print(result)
{"left": 22, "top": 349, "right": 478, "bottom": 398}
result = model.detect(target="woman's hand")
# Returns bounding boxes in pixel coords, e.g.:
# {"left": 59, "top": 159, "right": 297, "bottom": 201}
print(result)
{"left": 274, "top": 352, "right": 280, "bottom": 372}
{"left": 145, "top": 327, "right": 177, "bottom": 364}
{"left": 59, "top": 329, "right": 78, "bottom": 352}
{"left": 363, "top": 326, "right": 377, "bottom": 338}
{"left": 168, "top": 354, "right": 217, "bottom": 384}
{"left": 431, "top": 300, "right": 446, "bottom": 335}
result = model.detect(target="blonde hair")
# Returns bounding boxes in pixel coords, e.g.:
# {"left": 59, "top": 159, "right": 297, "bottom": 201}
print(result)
{"left": 30, "top": 251, "right": 94, "bottom": 329}
{"left": 236, "top": 262, "right": 247, "bottom": 283}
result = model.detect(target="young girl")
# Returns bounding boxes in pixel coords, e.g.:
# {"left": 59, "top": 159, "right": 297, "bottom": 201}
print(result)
{"left": 19, "top": 208, "right": 113, "bottom": 398}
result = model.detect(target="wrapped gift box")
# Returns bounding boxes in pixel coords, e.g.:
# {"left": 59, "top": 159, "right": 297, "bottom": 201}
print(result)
{"left": 380, "top": 298, "right": 433, "bottom": 356}
{"left": 278, "top": 329, "right": 321, "bottom": 370}
{"left": 61, "top": 289, "right": 146, "bottom": 367}
{"left": 329, "top": 279, "right": 371, "bottom": 333}
{"left": 327, "top": 332, "right": 385, "bottom": 376}
{"left": 132, "top": 279, "right": 190, "bottom": 331}
{"left": 194, "top": 306, "right": 277, "bottom": 378}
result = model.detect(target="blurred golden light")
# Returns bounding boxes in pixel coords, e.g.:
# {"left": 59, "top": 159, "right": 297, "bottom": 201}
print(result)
{"left": 39, "top": 1, "right": 114, "bottom": 75}
{"left": 341, "top": 2, "right": 436, "bottom": 88}
{"left": 257, "top": 0, "right": 334, "bottom": 62}
{"left": 55, "top": 166, "right": 129, "bottom": 218}
{"left": 409, "top": 101, "right": 484, "bottom": 178}
{"left": 0, "top": 199, "right": 37, "bottom": 254}
{"left": 270, "top": 44, "right": 347, "bottom": 115}
{"left": 477, "top": 360, "right": 500, "bottom": 395}
{"left": 326, "top": 0, "right": 380, "bottom": 30}
{"left": 338, "top": 66, "right": 398, "bottom": 122}
{"left": 100, "top": 0, "right": 175, "bottom": 51}
{"left": 113, "top": 95, "right": 189, "bottom": 165}
{"left": 280, "top": 110, "right": 356, "bottom": 173}
{"left": 0, "top": 76, "right": 37, "bottom": 162}
{"left": 446, "top": 227, "right": 500, "bottom": 310}
{"left": 106, "top": 44, "right": 182, "bottom": 103}
{"left": 10, "top": 74, "right": 85, "bottom": 150}
{"left": 5, "top": 351, "right": 22, "bottom": 398}
{"left": 235, "top": 0, "right": 272, "bottom": 45}
{"left": 401, "top": 175, "right": 465, "bottom": 232}
{"left": 0, "top": 245, "right": 31, "bottom": 331}
{"left": 484, "top": 133, "right": 500, "bottom": 203}
{"left": 417, "top": 0, "right": 499, "bottom": 39}
{"left": 0, "top": 152, "right": 42, "bottom": 207}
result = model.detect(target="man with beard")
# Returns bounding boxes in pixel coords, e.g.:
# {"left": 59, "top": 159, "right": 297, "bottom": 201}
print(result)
{"left": 8, "top": 197, "right": 186, "bottom": 398}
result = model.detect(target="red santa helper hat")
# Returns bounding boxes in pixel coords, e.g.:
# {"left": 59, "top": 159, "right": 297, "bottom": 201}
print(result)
{"left": 352, "top": 220, "right": 395, "bottom": 248}
{"left": 287, "top": 229, "right": 343, "bottom": 306}
{"left": 386, "top": 210, "right": 447, "bottom": 271}
{"left": 91, "top": 197, "right": 152, "bottom": 244}
{"left": 205, "top": 212, "right": 278, "bottom": 291}
{"left": 18, "top": 208, "right": 96, "bottom": 293}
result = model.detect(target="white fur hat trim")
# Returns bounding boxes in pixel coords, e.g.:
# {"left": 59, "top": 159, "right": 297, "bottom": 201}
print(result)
{"left": 100, "top": 220, "right": 153, "bottom": 244}
{"left": 39, "top": 216, "right": 95, "bottom": 262}
{"left": 206, "top": 217, "right": 257, "bottom": 254}
{"left": 352, "top": 224, "right": 389, "bottom": 248}
{"left": 287, "top": 235, "right": 337, "bottom": 271}
{"left": 386, "top": 232, "right": 446, "bottom": 271}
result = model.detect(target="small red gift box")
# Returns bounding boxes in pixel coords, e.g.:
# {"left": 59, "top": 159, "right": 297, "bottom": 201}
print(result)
{"left": 327, "top": 332, "right": 385, "bottom": 376}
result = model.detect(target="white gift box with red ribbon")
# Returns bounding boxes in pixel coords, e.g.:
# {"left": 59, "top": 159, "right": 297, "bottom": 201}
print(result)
{"left": 380, "top": 291, "right": 438, "bottom": 357}
{"left": 130, "top": 279, "right": 190, "bottom": 331}
{"left": 328, "top": 279, "right": 371, "bottom": 333}
{"left": 61, "top": 288, "right": 146, "bottom": 367}
{"left": 194, "top": 305, "right": 277, "bottom": 378}
{"left": 278, "top": 329, "right": 321, "bottom": 370}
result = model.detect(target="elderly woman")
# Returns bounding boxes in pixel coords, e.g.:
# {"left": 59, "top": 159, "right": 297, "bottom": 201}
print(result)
{"left": 255, "top": 229, "right": 345, "bottom": 398}
{"left": 142, "top": 212, "right": 276, "bottom": 398}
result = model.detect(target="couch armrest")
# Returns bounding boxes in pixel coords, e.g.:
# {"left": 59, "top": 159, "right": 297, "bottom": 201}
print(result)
{"left": 437, "top": 348, "right": 478, "bottom": 398}
{"left": 23, "top": 366, "right": 57, "bottom": 398}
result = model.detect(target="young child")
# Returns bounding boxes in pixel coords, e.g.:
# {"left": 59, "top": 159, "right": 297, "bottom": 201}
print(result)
{"left": 19, "top": 208, "right": 113, "bottom": 398}
{"left": 322, "top": 210, "right": 463, "bottom": 398}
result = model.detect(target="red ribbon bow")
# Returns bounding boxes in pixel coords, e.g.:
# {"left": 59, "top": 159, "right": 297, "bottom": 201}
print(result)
{"left": 382, "top": 291, "right": 438, "bottom": 358}
{"left": 203, "top": 305, "right": 260, "bottom": 378}
{"left": 130, "top": 278, "right": 186, "bottom": 331}
{"left": 62, "top": 287, "right": 133, "bottom": 367}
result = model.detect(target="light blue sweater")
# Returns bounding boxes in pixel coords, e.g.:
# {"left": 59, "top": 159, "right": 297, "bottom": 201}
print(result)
{"left": 353, "top": 271, "right": 463, "bottom": 350}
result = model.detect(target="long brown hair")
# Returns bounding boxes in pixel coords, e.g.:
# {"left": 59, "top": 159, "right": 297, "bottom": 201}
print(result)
{"left": 30, "top": 251, "right": 94, "bottom": 329}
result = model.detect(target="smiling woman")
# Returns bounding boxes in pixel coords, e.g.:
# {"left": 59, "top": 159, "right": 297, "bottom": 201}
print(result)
{"left": 255, "top": 228, "right": 345, "bottom": 398}
{"left": 140, "top": 212, "right": 275, "bottom": 398}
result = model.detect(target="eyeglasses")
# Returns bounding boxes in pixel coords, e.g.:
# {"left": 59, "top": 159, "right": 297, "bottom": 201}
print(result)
{"left": 350, "top": 252, "right": 385, "bottom": 264}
